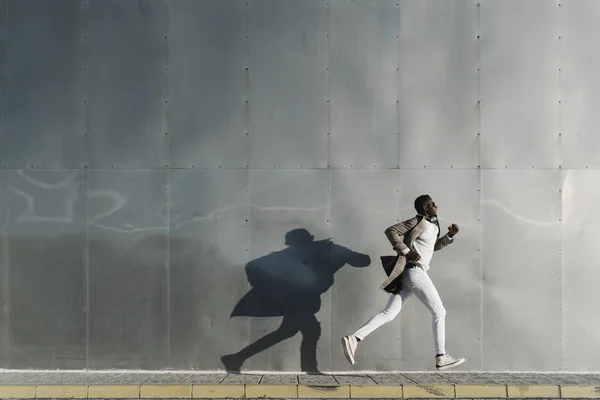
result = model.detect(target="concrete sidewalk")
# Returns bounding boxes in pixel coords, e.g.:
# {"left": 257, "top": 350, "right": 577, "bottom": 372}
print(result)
{"left": 0, "top": 371, "right": 599, "bottom": 398}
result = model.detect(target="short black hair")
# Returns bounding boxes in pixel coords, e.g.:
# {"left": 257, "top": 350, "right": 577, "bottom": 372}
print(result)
{"left": 414, "top": 194, "right": 432, "bottom": 214}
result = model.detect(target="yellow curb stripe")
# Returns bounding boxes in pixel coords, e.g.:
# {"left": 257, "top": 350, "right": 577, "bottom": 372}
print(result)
{"left": 507, "top": 385, "right": 560, "bottom": 398}
{"left": 298, "top": 385, "right": 350, "bottom": 398}
{"left": 350, "top": 385, "right": 402, "bottom": 398}
{"left": 192, "top": 384, "right": 244, "bottom": 398}
{"left": 245, "top": 384, "right": 298, "bottom": 398}
{"left": 87, "top": 384, "right": 140, "bottom": 398}
{"left": 455, "top": 384, "right": 507, "bottom": 398}
{"left": 402, "top": 385, "right": 455, "bottom": 398}
{"left": 560, "top": 385, "right": 600, "bottom": 398}
{"left": 36, "top": 385, "right": 88, "bottom": 398}
{"left": 140, "top": 385, "right": 192, "bottom": 398}
{"left": 2, "top": 382, "right": 599, "bottom": 399}
{"left": 0, "top": 385, "right": 36, "bottom": 398}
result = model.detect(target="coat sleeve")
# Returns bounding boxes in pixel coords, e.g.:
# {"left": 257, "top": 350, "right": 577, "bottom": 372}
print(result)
{"left": 384, "top": 217, "right": 419, "bottom": 255}
{"left": 434, "top": 233, "right": 454, "bottom": 251}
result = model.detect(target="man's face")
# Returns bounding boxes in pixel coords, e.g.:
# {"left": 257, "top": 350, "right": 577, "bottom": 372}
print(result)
{"left": 423, "top": 199, "right": 438, "bottom": 216}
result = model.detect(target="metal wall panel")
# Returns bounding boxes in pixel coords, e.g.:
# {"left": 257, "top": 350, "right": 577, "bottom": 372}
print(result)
{"left": 87, "top": 169, "right": 168, "bottom": 369}
{"left": 329, "top": 169, "right": 397, "bottom": 371}
{"left": 248, "top": 0, "right": 329, "bottom": 168}
{"left": 398, "top": 0, "right": 479, "bottom": 169}
{"left": 329, "top": 0, "right": 398, "bottom": 169}
{"left": 561, "top": 0, "right": 600, "bottom": 169}
{"left": 169, "top": 169, "right": 249, "bottom": 370}
{"left": 86, "top": 0, "right": 167, "bottom": 168}
{"left": 168, "top": 0, "right": 248, "bottom": 169}
{"left": 5, "top": 0, "right": 600, "bottom": 373}
{"left": 5, "top": 170, "right": 87, "bottom": 369}
{"left": 480, "top": 0, "right": 560, "bottom": 170}
{"left": 482, "top": 170, "right": 562, "bottom": 370}
{"left": 245, "top": 169, "right": 330, "bottom": 372}
{"left": 6, "top": 0, "right": 86, "bottom": 168}
{"left": 396, "top": 170, "right": 480, "bottom": 371}
{"left": 562, "top": 170, "right": 600, "bottom": 370}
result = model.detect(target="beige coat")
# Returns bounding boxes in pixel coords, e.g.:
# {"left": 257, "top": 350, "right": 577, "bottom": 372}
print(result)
{"left": 379, "top": 215, "right": 454, "bottom": 294}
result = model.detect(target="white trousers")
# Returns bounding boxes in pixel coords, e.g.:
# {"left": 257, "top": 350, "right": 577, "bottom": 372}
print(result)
{"left": 353, "top": 267, "right": 446, "bottom": 355}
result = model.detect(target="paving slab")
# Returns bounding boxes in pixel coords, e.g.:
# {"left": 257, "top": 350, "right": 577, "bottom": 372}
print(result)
{"left": 333, "top": 375, "right": 377, "bottom": 385}
{"left": 367, "top": 373, "right": 419, "bottom": 385}
{"left": 259, "top": 374, "right": 298, "bottom": 384}
{"left": 220, "top": 373, "right": 262, "bottom": 385}
{"left": 401, "top": 373, "right": 455, "bottom": 385}
{"left": 298, "top": 374, "right": 338, "bottom": 386}
{"left": 180, "top": 373, "right": 227, "bottom": 384}
{"left": 138, "top": 373, "right": 193, "bottom": 384}
{"left": 438, "top": 372, "right": 498, "bottom": 384}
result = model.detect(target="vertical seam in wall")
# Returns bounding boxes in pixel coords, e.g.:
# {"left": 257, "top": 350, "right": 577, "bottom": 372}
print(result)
{"left": 557, "top": 0, "right": 564, "bottom": 371}
{"left": 396, "top": 0, "right": 400, "bottom": 176}
{"left": 395, "top": 0, "right": 401, "bottom": 351}
{"left": 82, "top": 0, "right": 90, "bottom": 369}
{"left": 325, "top": 0, "right": 332, "bottom": 369}
{"left": 2, "top": 0, "right": 6, "bottom": 170}
{"left": 476, "top": 0, "right": 483, "bottom": 370}
{"left": 1, "top": 0, "right": 9, "bottom": 368}
{"left": 244, "top": 0, "right": 251, "bottom": 362}
{"left": 164, "top": 0, "right": 171, "bottom": 368}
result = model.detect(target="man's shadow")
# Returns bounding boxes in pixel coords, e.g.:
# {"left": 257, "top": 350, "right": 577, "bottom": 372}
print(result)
{"left": 221, "top": 228, "right": 370, "bottom": 373}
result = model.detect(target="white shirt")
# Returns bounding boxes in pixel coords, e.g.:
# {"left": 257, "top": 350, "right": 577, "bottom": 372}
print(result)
{"left": 411, "top": 219, "right": 438, "bottom": 271}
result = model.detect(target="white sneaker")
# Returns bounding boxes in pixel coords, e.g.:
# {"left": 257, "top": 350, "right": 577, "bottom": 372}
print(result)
{"left": 341, "top": 335, "right": 358, "bottom": 365}
{"left": 435, "top": 354, "right": 465, "bottom": 370}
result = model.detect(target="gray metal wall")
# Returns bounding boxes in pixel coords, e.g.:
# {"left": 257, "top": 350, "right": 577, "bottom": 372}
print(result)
{"left": 0, "top": 0, "right": 598, "bottom": 372}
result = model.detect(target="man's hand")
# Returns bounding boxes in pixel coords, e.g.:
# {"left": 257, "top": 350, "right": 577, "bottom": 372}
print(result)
{"left": 448, "top": 223, "right": 459, "bottom": 237}
{"left": 405, "top": 250, "right": 421, "bottom": 262}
